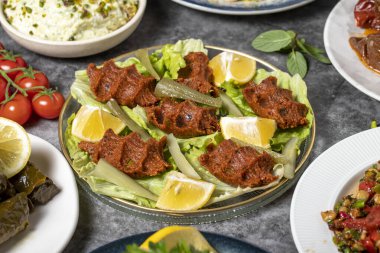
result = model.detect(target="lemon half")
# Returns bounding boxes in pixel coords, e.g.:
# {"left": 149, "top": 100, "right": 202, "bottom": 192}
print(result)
{"left": 71, "top": 106, "right": 126, "bottom": 142}
{"left": 0, "top": 117, "right": 31, "bottom": 178}
{"left": 140, "top": 226, "right": 217, "bottom": 253}
{"left": 221, "top": 116, "right": 277, "bottom": 148}
{"left": 209, "top": 52, "right": 256, "bottom": 86}
{"left": 156, "top": 171, "right": 215, "bottom": 211}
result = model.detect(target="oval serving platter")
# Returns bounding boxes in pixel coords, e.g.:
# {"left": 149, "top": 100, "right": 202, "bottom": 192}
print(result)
{"left": 58, "top": 45, "right": 315, "bottom": 224}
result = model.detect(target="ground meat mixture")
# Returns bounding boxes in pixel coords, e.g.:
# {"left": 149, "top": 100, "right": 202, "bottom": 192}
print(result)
{"left": 199, "top": 140, "right": 277, "bottom": 188}
{"left": 177, "top": 52, "right": 219, "bottom": 96}
{"left": 145, "top": 98, "right": 220, "bottom": 138}
{"left": 87, "top": 60, "right": 159, "bottom": 107}
{"left": 243, "top": 76, "right": 308, "bottom": 129}
{"left": 78, "top": 129, "right": 169, "bottom": 178}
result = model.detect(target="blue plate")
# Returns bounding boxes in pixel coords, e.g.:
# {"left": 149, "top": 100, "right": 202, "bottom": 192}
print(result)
{"left": 90, "top": 231, "right": 268, "bottom": 253}
{"left": 171, "top": 0, "right": 314, "bottom": 15}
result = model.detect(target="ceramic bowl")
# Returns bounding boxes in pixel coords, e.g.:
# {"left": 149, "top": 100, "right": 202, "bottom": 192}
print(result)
{"left": 0, "top": 0, "right": 146, "bottom": 58}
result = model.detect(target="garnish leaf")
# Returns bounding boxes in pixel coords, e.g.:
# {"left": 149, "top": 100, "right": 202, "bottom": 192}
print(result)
{"left": 252, "top": 29, "right": 331, "bottom": 77}
{"left": 287, "top": 51, "right": 307, "bottom": 78}
{"left": 252, "top": 30, "right": 293, "bottom": 52}
{"left": 296, "top": 39, "right": 331, "bottom": 64}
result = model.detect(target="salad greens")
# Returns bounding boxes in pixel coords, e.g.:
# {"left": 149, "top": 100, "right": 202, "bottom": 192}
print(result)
{"left": 150, "top": 39, "right": 208, "bottom": 79}
{"left": 66, "top": 39, "right": 314, "bottom": 208}
{"left": 125, "top": 241, "right": 209, "bottom": 253}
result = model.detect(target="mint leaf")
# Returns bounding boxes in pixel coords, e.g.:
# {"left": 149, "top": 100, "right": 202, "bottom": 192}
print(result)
{"left": 296, "top": 39, "right": 331, "bottom": 64}
{"left": 286, "top": 30, "right": 297, "bottom": 40}
{"left": 287, "top": 51, "right": 307, "bottom": 78}
{"left": 252, "top": 30, "right": 294, "bottom": 52}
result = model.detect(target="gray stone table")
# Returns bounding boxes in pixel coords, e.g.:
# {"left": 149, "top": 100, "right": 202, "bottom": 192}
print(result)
{"left": 1, "top": 0, "right": 379, "bottom": 252}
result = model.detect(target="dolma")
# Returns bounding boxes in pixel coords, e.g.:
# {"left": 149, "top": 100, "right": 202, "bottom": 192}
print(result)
{"left": 0, "top": 174, "right": 16, "bottom": 202}
{"left": 0, "top": 193, "right": 29, "bottom": 244}
{"left": 10, "top": 163, "right": 59, "bottom": 205}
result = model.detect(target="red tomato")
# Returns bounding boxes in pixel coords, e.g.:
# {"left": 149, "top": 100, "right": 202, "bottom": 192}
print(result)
{"left": 15, "top": 71, "right": 49, "bottom": 98}
{"left": 362, "top": 238, "right": 376, "bottom": 253}
{"left": 0, "top": 60, "right": 21, "bottom": 80}
{"left": 0, "top": 94, "right": 32, "bottom": 125}
{"left": 359, "top": 181, "right": 376, "bottom": 193}
{"left": 370, "top": 230, "right": 380, "bottom": 242}
{"left": 32, "top": 91, "right": 65, "bottom": 119}
{"left": 0, "top": 43, "right": 4, "bottom": 50}
{"left": 14, "top": 56, "right": 27, "bottom": 68}
{"left": 0, "top": 77, "right": 7, "bottom": 102}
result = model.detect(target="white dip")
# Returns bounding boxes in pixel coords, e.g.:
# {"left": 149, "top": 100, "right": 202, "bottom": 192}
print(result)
{"left": 3, "top": 0, "right": 138, "bottom": 41}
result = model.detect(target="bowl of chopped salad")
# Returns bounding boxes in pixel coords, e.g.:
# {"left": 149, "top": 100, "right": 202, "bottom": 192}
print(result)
{"left": 291, "top": 127, "right": 380, "bottom": 253}
{"left": 321, "top": 161, "right": 380, "bottom": 252}
{"left": 59, "top": 38, "right": 315, "bottom": 223}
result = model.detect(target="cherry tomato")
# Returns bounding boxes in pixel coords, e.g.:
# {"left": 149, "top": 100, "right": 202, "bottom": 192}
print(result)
{"left": 13, "top": 56, "right": 27, "bottom": 68}
{"left": 15, "top": 71, "right": 49, "bottom": 98}
{"left": 0, "top": 60, "right": 21, "bottom": 80}
{"left": 0, "top": 94, "right": 32, "bottom": 125}
{"left": 32, "top": 91, "right": 65, "bottom": 119}
{"left": 0, "top": 77, "right": 7, "bottom": 102}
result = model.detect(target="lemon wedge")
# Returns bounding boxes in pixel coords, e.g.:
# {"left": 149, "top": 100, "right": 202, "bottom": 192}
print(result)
{"left": 71, "top": 105, "right": 126, "bottom": 142}
{"left": 0, "top": 117, "right": 31, "bottom": 178}
{"left": 156, "top": 171, "right": 215, "bottom": 211}
{"left": 140, "top": 226, "right": 217, "bottom": 252}
{"left": 220, "top": 116, "right": 277, "bottom": 148}
{"left": 209, "top": 52, "right": 256, "bottom": 86}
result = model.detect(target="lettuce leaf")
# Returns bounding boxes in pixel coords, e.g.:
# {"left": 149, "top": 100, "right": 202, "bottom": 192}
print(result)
{"left": 87, "top": 177, "right": 155, "bottom": 208}
{"left": 150, "top": 39, "right": 207, "bottom": 79}
{"left": 65, "top": 112, "right": 158, "bottom": 207}
{"left": 221, "top": 68, "right": 314, "bottom": 151}
{"left": 220, "top": 81, "right": 255, "bottom": 116}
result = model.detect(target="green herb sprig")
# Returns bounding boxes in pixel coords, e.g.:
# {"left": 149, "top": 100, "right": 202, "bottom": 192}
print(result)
{"left": 252, "top": 30, "right": 331, "bottom": 78}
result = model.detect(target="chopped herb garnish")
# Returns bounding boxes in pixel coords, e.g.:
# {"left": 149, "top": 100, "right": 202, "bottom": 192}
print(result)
{"left": 39, "top": 0, "right": 46, "bottom": 8}
{"left": 80, "top": 8, "right": 92, "bottom": 19}
{"left": 62, "top": 0, "right": 75, "bottom": 7}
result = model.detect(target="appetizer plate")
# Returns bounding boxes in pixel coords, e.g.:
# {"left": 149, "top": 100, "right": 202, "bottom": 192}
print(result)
{"left": 59, "top": 45, "right": 315, "bottom": 224}
{"left": 171, "top": 0, "right": 314, "bottom": 15}
{"left": 290, "top": 127, "right": 380, "bottom": 252}
{"left": 324, "top": 0, "right": 380, "bottom": 101}
{"left": 0, "top": 134, "right": 79, "bottom": 253}
{"left": 90, "top": 231, "right": 268, "bottom": 253}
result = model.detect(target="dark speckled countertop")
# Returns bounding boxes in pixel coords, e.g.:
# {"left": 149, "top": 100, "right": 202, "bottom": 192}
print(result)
{"left": 1, "top": 0, "right": 379, "bottom": 252}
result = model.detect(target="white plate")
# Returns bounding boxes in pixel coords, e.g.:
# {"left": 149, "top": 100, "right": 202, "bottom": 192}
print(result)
{"left": 324, "top": 0, "right": 380, "bottom": 101}
{"left": 171, "top": 0, "right": 314, "bottom": 15}
{"left": 290, "top": 127, "right": 380, "bottom": 253}
{"left": 0, "top": 134, "right": 79, "bottom": 253}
